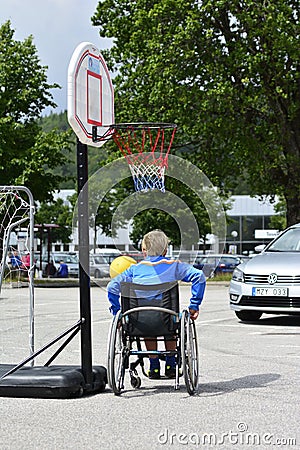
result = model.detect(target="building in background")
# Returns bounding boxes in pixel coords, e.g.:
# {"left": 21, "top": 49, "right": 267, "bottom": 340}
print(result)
{"left": 46, "top": 191, "right": 279, "bottom": 255}
{"left": 224, "top": 195, "right": 279, "bottom": 254}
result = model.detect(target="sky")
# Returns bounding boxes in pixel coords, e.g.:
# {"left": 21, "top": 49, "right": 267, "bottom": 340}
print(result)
{"left": 0, "top": 0, "right": 112, "bottom": 115}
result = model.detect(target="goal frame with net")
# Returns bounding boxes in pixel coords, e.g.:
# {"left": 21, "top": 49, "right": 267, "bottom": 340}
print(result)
{"left": 0, "top": 185, "right": 35, "bottom": 357}
{"left": 0, "top": 184, "right": 107, "bottom": 398}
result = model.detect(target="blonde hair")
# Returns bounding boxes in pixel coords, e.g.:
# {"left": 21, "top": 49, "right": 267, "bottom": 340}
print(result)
{"left": 142, "top": 230, "right": 169, "bottom": 256}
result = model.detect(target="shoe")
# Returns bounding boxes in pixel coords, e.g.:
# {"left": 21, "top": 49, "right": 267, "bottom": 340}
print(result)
{"left": 165, "top": 366, "right": 176, "bottom": 379}
{"left": 148, "top": 368, "right": 161, "bottom": 379}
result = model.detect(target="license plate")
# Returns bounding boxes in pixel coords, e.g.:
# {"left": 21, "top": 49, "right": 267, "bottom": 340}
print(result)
{"left": 252, "top": 287, "right": 288, "bottom": 296}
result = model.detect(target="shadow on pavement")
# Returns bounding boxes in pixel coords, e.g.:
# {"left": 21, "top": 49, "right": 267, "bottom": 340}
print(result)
{"left": 199, "top": 372, "right": 281, "bottom": 397}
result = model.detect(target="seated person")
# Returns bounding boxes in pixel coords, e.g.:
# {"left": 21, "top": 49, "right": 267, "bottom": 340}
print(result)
{"left": 107, "top": 230, "right": 206, "bottom": 379}
{"left": 10, "top": 250, "right": 22, "bottom": 269}
{"left": 21, "top": 253, "right": 31, "bottom": 272}
{"left": 45, "top": 260, "right": 57, "bottom": 277}
{"left": 56, "top": 260, "right": 68, "bottom": 278}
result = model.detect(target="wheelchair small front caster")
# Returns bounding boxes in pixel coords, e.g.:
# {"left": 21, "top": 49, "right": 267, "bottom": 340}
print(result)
{"left": 130, "top": 376, "right": 141, "bottom": 389}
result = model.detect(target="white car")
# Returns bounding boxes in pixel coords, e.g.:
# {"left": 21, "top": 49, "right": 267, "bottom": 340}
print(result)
{"left": 89, "top": 254, "right": 110, "bottom": 278}
{"left": 229, "top": 223, "right": 300, "bottom": 321}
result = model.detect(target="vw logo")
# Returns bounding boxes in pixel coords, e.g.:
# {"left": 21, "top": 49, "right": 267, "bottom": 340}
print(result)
{"left": 268, "top": 273, "right": 278, "bottom": 284}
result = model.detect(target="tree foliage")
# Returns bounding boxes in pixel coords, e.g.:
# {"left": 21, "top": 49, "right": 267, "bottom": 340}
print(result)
{"left": 39, "top": 111, "right": 111, "bottom": 189}
{"left": 92, "top": 0, "right": 300, "bottom": 226}
{"left": 35, "top": 197, "right": 73, "bottom": 244}
{"left": 269, "top": 196, "right": 287, "bottom": 230}
{"left": 0, "top": 21, "right": 72, "bottom": 202}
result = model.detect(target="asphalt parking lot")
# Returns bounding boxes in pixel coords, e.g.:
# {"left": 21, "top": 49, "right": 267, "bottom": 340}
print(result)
{"left": 0, "top": 283, "right": 299, "bottom": 449}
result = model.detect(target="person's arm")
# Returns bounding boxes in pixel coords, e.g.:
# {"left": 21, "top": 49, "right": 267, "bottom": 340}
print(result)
{"left": 107, "top": 267, "right": 133, "bottom": 315}
{"left": 108, "top": 292, "right": 121, "bottom": 315}
{"left": 180, "top": 265, "right": 206, "bottom": 320}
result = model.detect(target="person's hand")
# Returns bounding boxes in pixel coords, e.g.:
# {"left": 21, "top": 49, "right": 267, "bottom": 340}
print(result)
{"left": 189, "top": 309, "right": 199, "bottom": 320}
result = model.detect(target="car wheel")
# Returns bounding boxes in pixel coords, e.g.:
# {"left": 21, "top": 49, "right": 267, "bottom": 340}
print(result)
{"left": 235, "top": 311, "right": 262, "bottom": 322}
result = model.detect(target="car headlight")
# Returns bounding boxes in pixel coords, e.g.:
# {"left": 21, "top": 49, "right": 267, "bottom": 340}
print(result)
{"left": 232, "top": 268, "right": 244, "bottom": 282}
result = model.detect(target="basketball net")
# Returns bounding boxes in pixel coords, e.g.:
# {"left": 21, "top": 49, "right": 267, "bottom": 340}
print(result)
{"left": 112, "top": 123, "right": 177, "bottom": 193}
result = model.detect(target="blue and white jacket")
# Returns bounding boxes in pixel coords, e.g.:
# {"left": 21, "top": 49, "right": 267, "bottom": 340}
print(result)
{"left": 107, "top": 256, "right": 206, "bottom": 315}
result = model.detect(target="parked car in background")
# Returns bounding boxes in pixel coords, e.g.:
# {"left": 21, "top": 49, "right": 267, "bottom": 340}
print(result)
{"left": 91, "top": 249, "right": 122, "bottom": 264}
{"left": 89, "top": 254, "right": 110, "bottom": 278}
{"left": 36, "top": 252, "right": 79, "bottom": 277}
{"left": 170, "top": 250, "right": 198, "bottom": 263}
{"left": 229, "top": 223, "right": 300, "bottom": 322}
{"left": 193, "top": 254, "right": 250, "bottom": 278}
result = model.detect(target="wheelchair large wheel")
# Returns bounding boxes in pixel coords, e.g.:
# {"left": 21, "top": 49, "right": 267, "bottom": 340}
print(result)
{"left": 107, "top": 311, "right": 125, "bottom": 395}
{"left": 180, "top": 309, "right": 199, "bottom": 395}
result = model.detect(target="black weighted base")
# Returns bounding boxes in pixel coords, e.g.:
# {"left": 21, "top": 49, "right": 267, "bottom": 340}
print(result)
{"left": 0, "top": 364, "right": 107, "bottom": 399}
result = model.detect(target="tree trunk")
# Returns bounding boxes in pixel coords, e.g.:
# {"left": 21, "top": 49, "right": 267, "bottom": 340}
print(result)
{"left": 285, "top": 195, "right": 300, "bottom": 227}
{"left": 283, "top": 110, "right": 300, "bottom": 227}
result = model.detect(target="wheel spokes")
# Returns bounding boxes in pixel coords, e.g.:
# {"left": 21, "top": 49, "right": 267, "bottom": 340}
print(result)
{"left": 181, "top": 310, "right": 199, "bottom": 395}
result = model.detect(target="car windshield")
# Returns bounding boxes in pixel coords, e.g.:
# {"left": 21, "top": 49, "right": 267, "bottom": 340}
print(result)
{"left": 220, "top": 257, "right": 238, "bottom": 264}
{"left": 267, "top": 228, "right": 300, "bottom": 252}
{"left": 92, "top": 256, "right": 107, "bottom": 264}
{"left": 54, "top": 254, "right": 78, "bottom": 263}
{"left": 207, "top": 257, "right": 218, "bottom": 264}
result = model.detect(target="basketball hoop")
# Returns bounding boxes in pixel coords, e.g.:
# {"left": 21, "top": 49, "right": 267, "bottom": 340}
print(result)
{"left": 111, "top": 122, "right": 177, "bottom": 193}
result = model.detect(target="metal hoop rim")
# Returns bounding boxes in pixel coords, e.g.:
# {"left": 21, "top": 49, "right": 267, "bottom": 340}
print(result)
{"left": 112, "top": 122, "right": 178, "bottom": 130}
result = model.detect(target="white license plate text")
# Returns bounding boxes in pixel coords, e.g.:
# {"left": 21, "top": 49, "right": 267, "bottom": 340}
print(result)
{"left": 252, "top": 287, "right": 288, "bottom": 297}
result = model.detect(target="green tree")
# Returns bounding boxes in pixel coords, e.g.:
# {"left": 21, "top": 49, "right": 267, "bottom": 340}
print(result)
{"left": 0, "top": 21, "right": 71, "bottom": 201}
{"left": 35, "top": 197, "right": 73, "bottom": 244}
{"left": 39, "top": 111, "right": 111, "bottom": 189}
{"left": 92, "top": 0, "right": 300, "bottom": 226}
{"left": 269, "top": 196, "right": 287, "bottom": 230}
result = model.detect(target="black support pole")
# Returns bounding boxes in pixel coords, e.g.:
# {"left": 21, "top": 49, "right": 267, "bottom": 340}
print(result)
{"left": 77, "top": 138, "right": 93, "bottom": 388}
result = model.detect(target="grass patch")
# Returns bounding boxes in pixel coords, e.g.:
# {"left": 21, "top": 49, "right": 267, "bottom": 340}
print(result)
{"left": 207, "top": 273, "right": 233, "bottom": 282}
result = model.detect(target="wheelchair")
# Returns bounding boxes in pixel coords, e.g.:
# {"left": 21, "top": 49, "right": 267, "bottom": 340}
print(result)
{"left": 107, "top": 282, "right": 199, "bottom": 396}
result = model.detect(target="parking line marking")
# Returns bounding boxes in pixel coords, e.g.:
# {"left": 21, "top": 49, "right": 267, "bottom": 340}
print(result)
{"left": 199, "top": 318, "right": 233, "bottom": 325}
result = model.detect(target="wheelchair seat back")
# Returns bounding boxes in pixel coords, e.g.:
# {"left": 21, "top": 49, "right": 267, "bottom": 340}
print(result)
{"left": 120, "top": 281, "right": 179, "bottom": 337}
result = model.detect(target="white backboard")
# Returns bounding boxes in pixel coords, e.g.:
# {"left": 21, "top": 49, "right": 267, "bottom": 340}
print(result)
{"left": 68, "top": 42, "right": 114, "bottom": 147}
